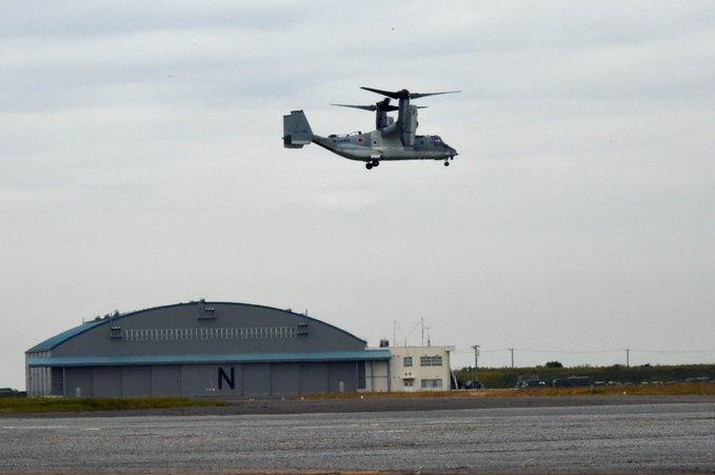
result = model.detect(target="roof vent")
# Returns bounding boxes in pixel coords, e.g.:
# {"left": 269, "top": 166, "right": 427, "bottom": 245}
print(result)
{"left": 197, "top": 301, "right": 216, "bottom": 320}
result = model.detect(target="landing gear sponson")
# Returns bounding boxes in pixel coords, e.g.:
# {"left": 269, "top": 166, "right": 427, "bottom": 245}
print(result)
{"left": 366, "top": 158, "right": 455, "bottom": 169}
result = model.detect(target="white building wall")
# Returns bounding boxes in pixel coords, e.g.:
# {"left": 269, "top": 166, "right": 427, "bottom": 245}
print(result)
{"left": 388, "top": 346, "right": 454, "bottom": 392}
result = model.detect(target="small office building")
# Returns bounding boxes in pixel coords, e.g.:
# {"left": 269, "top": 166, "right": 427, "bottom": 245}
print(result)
{"left": 365, "top": 345, "right": 455, "bottom": 392}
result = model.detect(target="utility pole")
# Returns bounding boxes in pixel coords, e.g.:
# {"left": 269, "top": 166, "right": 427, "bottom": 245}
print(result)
{"left": 472, "top": 345, "right": 480, "bottom": 382}
{"left": 625, "top": 348, "right": 630, "bottom": 367}
{"left": 508, "top": 347, "right": 515, "bottom": 368}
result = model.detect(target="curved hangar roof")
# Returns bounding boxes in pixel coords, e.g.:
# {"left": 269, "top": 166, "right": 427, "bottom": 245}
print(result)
{"left": 27, "top": 301, "right": 390, "bottom": 367}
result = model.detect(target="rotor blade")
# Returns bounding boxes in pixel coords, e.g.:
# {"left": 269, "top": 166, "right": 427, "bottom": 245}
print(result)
{"left": 410, "top": 90, "right": 461, "bottom": 99}
{"left": 374, "top": 98, "right": 399, "bottom": 111}
{"left": 331, "top": 103, "right": 377, "bottom": 111}
{"left": 331, "top": 102, "right": 399, "bottom": 112}
{"left": 360, "top": 87, "right": 405, "bottom": 100}
{"left": 362, "top": 87, "right": 461, "bottom": 100}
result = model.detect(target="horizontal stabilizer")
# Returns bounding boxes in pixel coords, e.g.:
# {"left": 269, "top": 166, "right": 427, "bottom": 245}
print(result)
{"left": 283, "top": 136, "right": 305, "bottom": 148}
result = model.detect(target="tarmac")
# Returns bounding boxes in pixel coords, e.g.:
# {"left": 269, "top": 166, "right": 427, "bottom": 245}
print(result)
{"left": 1, "top": 397, "right": 714, "bottom": 473}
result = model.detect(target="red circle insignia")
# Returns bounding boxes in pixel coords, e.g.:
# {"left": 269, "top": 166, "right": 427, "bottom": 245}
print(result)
{"left": 357, "top": 136, "right": 364, "bottom": 144}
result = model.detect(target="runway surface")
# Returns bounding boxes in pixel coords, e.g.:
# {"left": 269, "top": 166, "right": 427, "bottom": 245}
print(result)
{"left": 1, "top": 401, "right": 714, "bottom": 473}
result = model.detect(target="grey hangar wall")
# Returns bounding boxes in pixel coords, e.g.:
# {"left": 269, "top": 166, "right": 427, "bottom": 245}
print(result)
{"left": 26, "top": 302, "right": 391, "bottom": 398}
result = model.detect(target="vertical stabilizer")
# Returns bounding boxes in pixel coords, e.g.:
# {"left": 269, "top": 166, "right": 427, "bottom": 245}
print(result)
{"left": 283, "top": 110, "right": 313, "bottom": 148}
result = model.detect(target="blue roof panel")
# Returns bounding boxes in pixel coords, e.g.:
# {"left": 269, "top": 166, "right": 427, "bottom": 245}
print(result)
{"left": 27, "top": 349, "right": 393, "bottom": 367}
{"left": 26, "top": 319, "right": 109, "bottom": 354}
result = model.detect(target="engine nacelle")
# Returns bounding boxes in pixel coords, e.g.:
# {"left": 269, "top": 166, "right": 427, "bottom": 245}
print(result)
{"left": 400, "top": 105, "right": 418, "bottom": 146}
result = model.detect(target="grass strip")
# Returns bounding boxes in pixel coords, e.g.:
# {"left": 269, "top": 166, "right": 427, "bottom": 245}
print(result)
{"left": 295, "top": 383, "right": 715, "bottom": 400}
{"left": 0, "top": 397, "right": 227, "bottom": 415}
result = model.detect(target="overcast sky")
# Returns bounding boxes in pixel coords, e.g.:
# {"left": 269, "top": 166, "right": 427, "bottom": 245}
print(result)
{"left": 2, "top": 1, "right": 714, "bottom": 389}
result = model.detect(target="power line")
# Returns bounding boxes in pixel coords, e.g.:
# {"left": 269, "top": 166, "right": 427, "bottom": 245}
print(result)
{"left": 453, "top": 346, "right": 715, "bottom": 355}
{"left": 451, "top": 347, "right": 505, "bottom": 355}
{"left": 451, "top": 345, "right": 715, "bottom": 369}
{"left": 629, "top": 348, "right": 715, "bottom": 354}
{"left": 511, "top": 348, "right": 622, "bottom": 355}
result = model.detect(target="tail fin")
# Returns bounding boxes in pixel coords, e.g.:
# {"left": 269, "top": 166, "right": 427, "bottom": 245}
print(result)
{"left": 283, "top": 110, "right": 313, "bottom": 148}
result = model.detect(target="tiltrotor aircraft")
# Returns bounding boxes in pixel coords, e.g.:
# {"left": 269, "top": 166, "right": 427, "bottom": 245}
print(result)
{"left": 283, "top": 87, "right": 459, "bottom": 169}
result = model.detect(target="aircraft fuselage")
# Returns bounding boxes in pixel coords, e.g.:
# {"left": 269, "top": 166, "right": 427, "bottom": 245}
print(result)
{"left": 312, "top": 131, "right": 457, "bottom": 162}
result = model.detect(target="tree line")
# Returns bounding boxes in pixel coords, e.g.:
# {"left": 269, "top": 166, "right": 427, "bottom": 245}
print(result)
{"left": 454, "top": 363, "right": 715, "bottom": 389}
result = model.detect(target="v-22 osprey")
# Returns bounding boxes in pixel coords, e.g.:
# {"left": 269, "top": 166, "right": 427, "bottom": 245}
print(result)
{"left": 283, "top": 87, "right": 460, "bottom": 170}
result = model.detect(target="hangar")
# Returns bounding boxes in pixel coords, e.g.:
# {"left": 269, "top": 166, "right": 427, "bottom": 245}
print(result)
{"left": 25, "top": 301, "right": 391, "bottom": 398}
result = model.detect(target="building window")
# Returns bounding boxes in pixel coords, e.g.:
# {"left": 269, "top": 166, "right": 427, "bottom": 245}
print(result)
{"left": 420, "top": 378, "right": 443, "bottom": 389}
{"left": 122, "top": 326, "right": 298, "bottom": 343}
{"left": 420, "top": 355, "right": 443, "bottom": 366}
{"left": 403, "top": 356, "right": 413, "bottom": 367}
{"left": 404, "top": 380, "right": 413, "bottom": 387}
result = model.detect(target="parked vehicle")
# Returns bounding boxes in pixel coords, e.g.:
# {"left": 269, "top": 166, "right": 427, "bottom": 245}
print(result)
{"left": 0, "top": 388, "right": 23, "bottom": 398}
{"left": 463, "top": 380, "right": 483, "bottom": 390}
{"left": 552, "top": 376, "right": 592, "bottom": 388}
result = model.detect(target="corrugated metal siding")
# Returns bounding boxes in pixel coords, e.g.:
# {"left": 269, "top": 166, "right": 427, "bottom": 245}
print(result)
{"left": 122, "top": 367, "right": 152, "bottom": 397}
{"left": 24, "top": 301, "right": 392, "bottom": 398}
